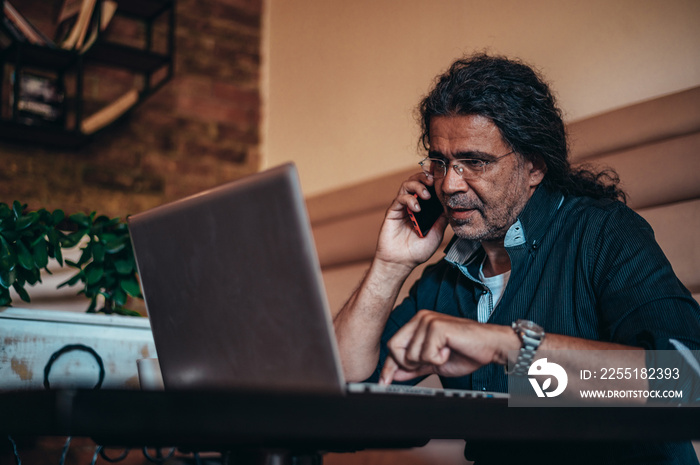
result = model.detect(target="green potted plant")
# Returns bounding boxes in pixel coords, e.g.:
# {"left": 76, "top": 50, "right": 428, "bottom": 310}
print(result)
{"left": 0, "top": 201, "right": 143, "bottom": 315}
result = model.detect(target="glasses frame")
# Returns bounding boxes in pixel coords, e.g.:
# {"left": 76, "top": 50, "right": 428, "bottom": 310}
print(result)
{"left": 419, "top": 150, "right": 516, "bottom": 180}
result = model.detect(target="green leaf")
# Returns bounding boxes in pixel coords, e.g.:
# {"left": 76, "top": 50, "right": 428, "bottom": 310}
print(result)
{"left": 15, "top": 212, "right": 39, "bottom": 231}
{"left": 58, "top": 271, "right": 83, "bottom": 289}
{"left": 69, "top": 212, "right": 91, "bottom": 229}
{"left": 52, "top": 209, "right": 65, "bottom": 224}
{"left": 46, "top": 228, "right": 60, "bottom": 248}
{"left": 92, "top": 242, "right": 105, "bottom": 263}
{"left": 12, "top": 201, "right": 25, "bottom": 219}
{"left": 54, "top": 245, "right": 64, "bottom": 266}
{"left": 16, "top": 240, "right": 34, "bottom": 270}
{"left": 0, "top": 235, "right": 16, "bottom": 270}
{"left": 30, "top": 234, "right": 46, "bottom": 249}
{"left": 92, "top": 215, "right": 118, "bottom": 233}
{"left": 85, "top": 264, "right": 104, "bottom": 285}
{"left": 114, "top": 259, "right": 133, "bottom": 274}
{"left": 113, "top": 287, "right": 127, "bottom": 307}
{"left": 1, "top": 229, "right": 18, "bottom": 242}
{"left": 76, "top": 245, "right": 92, "bottom": 266}
{"left": 21, "top": 266, "right": 41, "bottom": 285}
{"left": 37, "top": 208, "right": 52, "bottom": 224}
{"left": 120, "top": 277, "right": 141, "bottom": 297}
{"left": 61, "top": 230, "right": 86, "bottom": 248}
{"left": 104, "top": 238, "right": 126, "bottom": 254}
{"left": 0, "top": 267, "right": 16, "bottom": 289}
{"left": 85, "top": 281, "right": 101, "bottom": 297}
{"left": 33, "top": 240, "right": 49, "bottom": 269}
{"left": 12, "top": 282, "right": 30, "bottom": 303}
{"left": 98, "top": 232, "right": 116, "bottom": 243}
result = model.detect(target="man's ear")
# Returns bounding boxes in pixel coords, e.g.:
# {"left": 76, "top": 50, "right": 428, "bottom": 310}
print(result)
{"left": 528, "top": 156, "right": 547, "bottom": 187}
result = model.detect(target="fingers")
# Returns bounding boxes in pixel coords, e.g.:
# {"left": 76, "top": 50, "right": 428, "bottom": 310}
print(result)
{"left": 384, "top": 310, "right": 450, "bottom": 380}
{"left": 378, "top": 318, "right": 425, "bottom": 385}
{"left": 391, "top": 174, "right": 436, "bottom": 215}
{"left": 379, "top": 355, "right": 436, "bottom": 385}
{"left": 405, "top": 312, "right": 451, "bottom": 367}
{"left": 379, "top": 356, "right": 398, "bottom": 385}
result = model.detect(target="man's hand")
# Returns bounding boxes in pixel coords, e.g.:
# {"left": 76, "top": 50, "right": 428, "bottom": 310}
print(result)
{"left": 375, "top": 173, "right": 449, "bottom": 273}
{"left": 379, "top": 310, "right": 517, "bottom": 384}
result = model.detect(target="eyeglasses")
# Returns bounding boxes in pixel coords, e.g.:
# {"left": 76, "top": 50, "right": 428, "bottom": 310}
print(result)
{"left": 419, "top": 150, "right": 515, "bottom": 180}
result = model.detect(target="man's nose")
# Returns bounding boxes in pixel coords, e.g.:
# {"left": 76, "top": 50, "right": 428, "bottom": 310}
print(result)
{"left": 440, "top": 164, "right": 470, "bottom": 194}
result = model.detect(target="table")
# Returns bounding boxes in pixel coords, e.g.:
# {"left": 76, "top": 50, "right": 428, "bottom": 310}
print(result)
{"left": 3, "top": 389, "right": 700, "bottom": 463}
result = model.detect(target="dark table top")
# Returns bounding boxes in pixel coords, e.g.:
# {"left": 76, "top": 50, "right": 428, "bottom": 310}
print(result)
{"left": 2, "top": 389, "right": 700, "bottom": 451}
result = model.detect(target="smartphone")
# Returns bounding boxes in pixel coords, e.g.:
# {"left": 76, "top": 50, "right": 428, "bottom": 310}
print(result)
{"left": 407, "top": 185, "right": 443, "bottom": 238}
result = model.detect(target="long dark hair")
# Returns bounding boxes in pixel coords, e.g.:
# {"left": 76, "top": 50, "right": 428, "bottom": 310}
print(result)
{"left": 418, "top": 53, "right": 625, "bottom": 202}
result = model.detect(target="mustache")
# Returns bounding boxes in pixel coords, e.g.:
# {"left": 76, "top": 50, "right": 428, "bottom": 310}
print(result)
{"left": 445, "top": 194, "right": 483, "bottom": 211}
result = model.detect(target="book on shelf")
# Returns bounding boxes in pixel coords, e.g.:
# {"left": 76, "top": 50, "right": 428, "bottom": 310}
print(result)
{"left": 81, "top": 88, "right": 139, "bottom": 135}
{"left": 11, "top": 72, "right": 65, "bottom": 127}
{"left": 79, "top": 0, "right": 117, "bottom": 53}
{"left": 57, "top": 0, "right": 117, "bottom": 52}
{"left": 3, "top": 1, "right": 57, "bottom": 47}
{"left": 56, "top": 0, "right": 86, "bottom": 24}
{"left": 60, "top": 0, "right": 96, "bottom": 50}
{"left": 1, "top": 15, "right": 26, "bottom": 43}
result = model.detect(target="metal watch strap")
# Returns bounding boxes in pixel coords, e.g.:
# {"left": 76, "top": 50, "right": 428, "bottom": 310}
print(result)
{"left": 508, "top": 320, "right": 545, "bottom": 376}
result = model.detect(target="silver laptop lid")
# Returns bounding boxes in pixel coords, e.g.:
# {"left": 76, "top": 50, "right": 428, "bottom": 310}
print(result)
{"left": 128, "top": 163, "right": 345, "bottom": 395}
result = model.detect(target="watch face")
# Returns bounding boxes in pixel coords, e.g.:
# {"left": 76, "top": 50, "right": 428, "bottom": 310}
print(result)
{"left": 516, "top": 319, "right": 543, "bottom": 334}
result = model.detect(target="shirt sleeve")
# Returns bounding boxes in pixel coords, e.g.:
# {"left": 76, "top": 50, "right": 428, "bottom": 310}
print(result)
{"left": 590, "top": 204, "right": 700, "bottom": 351}
{"left": 591, "top": 205, "right": 700, "bottom": 401}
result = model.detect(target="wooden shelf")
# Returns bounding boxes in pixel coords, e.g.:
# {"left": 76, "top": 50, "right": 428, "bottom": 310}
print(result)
{"left": 0, "top": 0, "right": 175, "bottom": 147}
{"left": 114, "top": 0, "right": 174, "bottom": 20}
{"left": 85, "top": 42, "right": 170, "bottom": 74}
{"left": 0, "top": 42, "right": 78, "bottom": 70}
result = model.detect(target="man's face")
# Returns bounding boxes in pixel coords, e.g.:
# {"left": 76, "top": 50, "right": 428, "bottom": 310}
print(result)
{"left": 429, "top": 115, "right": 545, "bottom": 242}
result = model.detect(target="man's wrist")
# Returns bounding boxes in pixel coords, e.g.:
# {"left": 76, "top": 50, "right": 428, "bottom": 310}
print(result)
{"left": 371, "top": 257, "right": 415, "bottom": 283}
{"left": 355, "top": 258, "right": 412, "bottom": 304}
{"left": 491, "top": 323, "right": 522, "bottom": 366}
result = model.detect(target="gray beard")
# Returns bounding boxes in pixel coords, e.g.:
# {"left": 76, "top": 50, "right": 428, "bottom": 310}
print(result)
{"left": 449, "top": 209, "right": 518, "bottom": 242}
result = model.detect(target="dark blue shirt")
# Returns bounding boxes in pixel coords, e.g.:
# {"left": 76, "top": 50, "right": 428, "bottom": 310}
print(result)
{"left": 369, "top": 186, "right": 700, "bottom": 464}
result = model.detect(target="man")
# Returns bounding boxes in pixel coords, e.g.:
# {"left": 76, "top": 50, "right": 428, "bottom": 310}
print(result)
{"left": 333, "top": 54, "right": 700, "bottom": 464}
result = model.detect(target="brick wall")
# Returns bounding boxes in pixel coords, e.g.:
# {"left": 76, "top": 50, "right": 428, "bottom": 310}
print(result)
{"left": 0, "top": 0, "right": 263, "bottom": 219}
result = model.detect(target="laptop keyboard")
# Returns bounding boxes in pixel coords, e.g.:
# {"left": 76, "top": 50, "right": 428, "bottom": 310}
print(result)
{"left": 347, "top": 382, "right": 509, "bottom": 399}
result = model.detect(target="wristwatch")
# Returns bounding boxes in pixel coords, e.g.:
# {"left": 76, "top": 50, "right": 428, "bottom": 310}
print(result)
{"left": 508, "top": 319, "right": 545, "bottom": 376}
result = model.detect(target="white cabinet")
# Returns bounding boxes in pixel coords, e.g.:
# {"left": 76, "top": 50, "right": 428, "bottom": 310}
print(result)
{"left": 0, "top": 307, "right": 156, "bottom": 390}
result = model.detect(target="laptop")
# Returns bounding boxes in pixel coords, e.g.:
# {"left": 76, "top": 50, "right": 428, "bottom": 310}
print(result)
{"left": 128, "top": 163, "right": 507, "bottom": 399}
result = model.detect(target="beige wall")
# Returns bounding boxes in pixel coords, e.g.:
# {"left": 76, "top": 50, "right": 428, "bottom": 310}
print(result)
{"left": 262, "top": 0, "right": 700, "bottom": 196}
